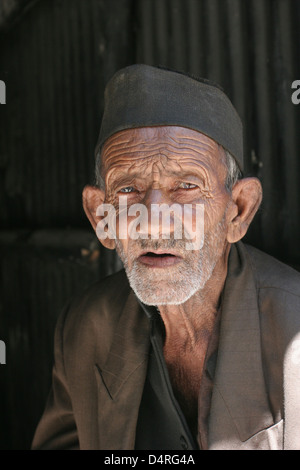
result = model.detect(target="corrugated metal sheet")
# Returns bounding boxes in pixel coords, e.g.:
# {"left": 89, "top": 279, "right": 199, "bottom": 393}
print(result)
{"left": 0, "top": 0, "right": 38, "bottom": 30}
{"left": 135, "top": 0, "right": 300, "bottom": 266}
{"left": 0, "top": 0, "right": 299, "bottom": 449}
{"left": 0, "top": 0, "right": 134, "bottom": 229}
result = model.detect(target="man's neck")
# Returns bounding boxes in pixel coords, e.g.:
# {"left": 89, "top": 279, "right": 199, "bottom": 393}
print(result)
{"left": 157, "top": 243, "right": 230, "bottom": 354}
{"left": 155, "top": 243, "right": 231, "bottom": 447}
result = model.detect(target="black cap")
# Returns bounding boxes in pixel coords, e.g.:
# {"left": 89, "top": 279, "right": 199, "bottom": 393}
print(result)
{"left": 96, "top": 64, "right": 243, "bottom": 169}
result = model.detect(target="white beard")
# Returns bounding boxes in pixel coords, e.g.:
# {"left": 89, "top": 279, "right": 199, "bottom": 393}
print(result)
{"left": 115, "top": 216, "right": 227, "bottom": 306}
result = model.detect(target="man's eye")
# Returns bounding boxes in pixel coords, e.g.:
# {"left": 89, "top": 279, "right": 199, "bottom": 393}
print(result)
{"left": 119, "top": 186, "right": 136, "bottom": 193}
{"left": 177, "top": 182, "right": 198, "bottom": 190}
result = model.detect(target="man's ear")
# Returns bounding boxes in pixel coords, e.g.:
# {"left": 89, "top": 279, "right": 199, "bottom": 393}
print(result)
{"left": 82, "top": 185, "right": 116, "bottom": 250}
{"left": 227, "top": 177, "right": 263, "bottom": 243}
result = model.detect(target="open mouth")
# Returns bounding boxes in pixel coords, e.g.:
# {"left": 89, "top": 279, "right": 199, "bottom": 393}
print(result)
{"left": 138, "top": 251, "right": 182, "bottom": 268}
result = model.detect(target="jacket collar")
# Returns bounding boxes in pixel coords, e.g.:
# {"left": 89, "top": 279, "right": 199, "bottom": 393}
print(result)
{"left": 208, "top": 242, "right": 275, "bottom": 449}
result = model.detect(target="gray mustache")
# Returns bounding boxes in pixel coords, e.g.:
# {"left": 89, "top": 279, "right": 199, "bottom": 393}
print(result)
{"left": 137, "top": 238, "right": 187, "bottom": 251}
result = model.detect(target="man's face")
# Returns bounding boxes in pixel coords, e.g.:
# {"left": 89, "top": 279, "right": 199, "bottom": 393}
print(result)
{"left": 101, "top": 126, "right": 232, "bottom": 306}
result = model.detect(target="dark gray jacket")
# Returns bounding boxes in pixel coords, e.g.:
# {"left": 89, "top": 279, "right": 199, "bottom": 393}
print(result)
{"left": 32, "top": 242, "right": 300, "bottom": 450}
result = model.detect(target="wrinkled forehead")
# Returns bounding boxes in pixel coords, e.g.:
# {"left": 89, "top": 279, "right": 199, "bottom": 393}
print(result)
{"left": 101, "top": 126, "right": 225, "bottom": 175}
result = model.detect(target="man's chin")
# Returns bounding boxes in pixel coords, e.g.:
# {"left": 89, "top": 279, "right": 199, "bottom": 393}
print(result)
{"left": 133, "top": 292, "right": 191, "bottom": 306}
{"left": 128, "top": 279, "right": 197, "bottom": 306}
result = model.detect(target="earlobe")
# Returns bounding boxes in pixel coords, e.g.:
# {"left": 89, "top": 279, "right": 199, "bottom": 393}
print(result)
{"left": 227, "top": 177, "right": 263, "bottom": 243}
{"left": 82, "top": 185, "right": 116, "bottom": 250}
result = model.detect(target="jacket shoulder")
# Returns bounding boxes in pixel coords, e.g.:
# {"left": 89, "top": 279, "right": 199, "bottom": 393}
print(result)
{"left": 243, "top": 243, "right": 300, "bottom": 345}
{"left": 58, "top": 269, "right": 133, "bottom": 359}
{"left": 70, "top": 269, "right": 131, "bottom": 311}
{"left": 66, "top": 268, "right": 130, "bottom": 319}
{"left": 244, "top": 244, "right": 300, "bottom": 297}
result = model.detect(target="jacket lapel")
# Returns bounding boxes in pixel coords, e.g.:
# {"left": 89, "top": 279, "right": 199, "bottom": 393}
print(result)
{"left": 208, "top": 242, "right": 278, "bottom": 449}
{"left": 94, "top": 290, "right": 151, "bottom": 449}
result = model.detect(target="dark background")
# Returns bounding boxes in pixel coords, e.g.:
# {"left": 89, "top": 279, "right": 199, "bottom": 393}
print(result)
{"left": 0, "top": 0, "right": 299, "bottom": 450}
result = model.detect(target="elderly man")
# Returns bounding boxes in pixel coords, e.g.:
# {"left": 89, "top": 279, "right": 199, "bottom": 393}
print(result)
{"left": 32, "top": 65, "right": 300, "bottom": 450}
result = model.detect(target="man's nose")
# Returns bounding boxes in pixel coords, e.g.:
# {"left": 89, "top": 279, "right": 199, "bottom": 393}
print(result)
{"left": 139, "top": 188, "right": 180, "bottom": 239}
{"left": 143, "top": 187, "right": 171, "bottom": 207}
